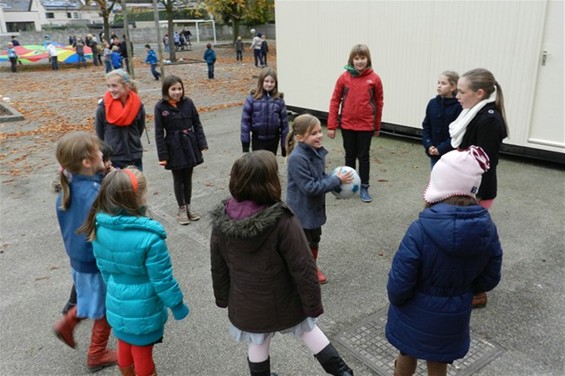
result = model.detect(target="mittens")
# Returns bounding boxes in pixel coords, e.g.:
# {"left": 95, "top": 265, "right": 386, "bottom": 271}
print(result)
{"left": 171, "top": 302, "right": 189, "bottom": 320}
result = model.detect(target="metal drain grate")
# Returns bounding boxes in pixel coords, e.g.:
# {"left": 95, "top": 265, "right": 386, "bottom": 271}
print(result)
{"left": 335, "top": 308, "right": 504, "bottom": 375}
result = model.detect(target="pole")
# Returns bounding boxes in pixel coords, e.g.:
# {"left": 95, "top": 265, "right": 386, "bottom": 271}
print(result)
{"left": 122, "top": 0, "right": 135, "bottom": 78}
{"left": 152, "top": 0, "right": 165, "bottom": 78}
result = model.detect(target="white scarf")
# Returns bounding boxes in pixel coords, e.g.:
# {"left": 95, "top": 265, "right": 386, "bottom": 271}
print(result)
{"left": 449, "top": 87, "right": 497, "bottom": 148}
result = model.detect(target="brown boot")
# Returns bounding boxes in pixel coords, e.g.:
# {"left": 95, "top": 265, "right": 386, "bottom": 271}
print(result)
{"left": 311, "top": 247, "right": 328, "bottom": 284}
{"left": 473, "top": 292, "right": 488, "bottom": 309}
{"left": 53, "top": 305, "right": 82, "bottom": 349}
{"left": 86, "top": 316, "right": 118, "bottom": 372}
{"left": 177, "top": 205, "right": 190, "bottom": 225}
{"left": 187, "top": 205, "right": 201, "bottom": 221}
{"left": 119, "top": 365, "right": 135, "bottom": 376}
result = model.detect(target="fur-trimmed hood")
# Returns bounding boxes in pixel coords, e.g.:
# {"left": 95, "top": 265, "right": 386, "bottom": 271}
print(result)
{"left": 210, "top": 200, "right": 290, "bottom": 245}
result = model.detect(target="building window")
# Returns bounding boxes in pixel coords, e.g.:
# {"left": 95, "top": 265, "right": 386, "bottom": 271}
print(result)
{"left": 73, "top": 12, "right": 79, "bottom": 18}
{"left": 7, "top": 22, "right": 36, "bottom": 32}
{"left": 67, "top": 12, "right": 72, "bottom": 18}
{"left": 46, "top": 12, "right": 55, "bottom": 19}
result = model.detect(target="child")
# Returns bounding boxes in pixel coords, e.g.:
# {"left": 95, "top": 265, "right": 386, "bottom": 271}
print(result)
{"left": 250, "top": 32, "right": 263, "bottom": 67}
{"left": 144, "top": 44, "right": 161, "bottom": 81}
{"left": 210, "top": 150, "right": 354, "bottom": 376}
{"left": 450, "top": 68, "right": 508, "bottom": 308}
{"left": 235, "top": 36, "right": 244, "bottom": 62}
{"left": 52, "top": 131, "right": 118, "bottom": 372}
{"left": 327, "top": 44, "right": 384, "bottom": 203}
{"left": 110, "top": 45, "right": 122, "bottom": 70}
{"left": 240, "top": 68, "right": 289, "bottom": 156}
{"left": 154, "top": 75, "right": 208, "bottom": 225}
{"left": 75, "top": 38, "right": 87, "bottom": 68}
{"left": 386, "top": 147, "right": 503, "bottom": 376}
{"left": 102, "top": 41, "right": 112, "bottom": 73}
{"left": 203, "top": 43, "right": 216, "bottom": 79}
{"left": 421, "top": 71, "right": 462, "bottom": 168}
{"left": 285, "top": 114, "right": 353, "bottom": 284}
{"left": 79, "top": 167, "right": 189, "bottom": 376}
{"left": 260, "top": 34, "right": 269, "bottom": 66}
{"left": 7, "top": 42, "right": 18, "bottom": 72}
{"left": 57, "top": 141, "right": 113, "bottom": 315}
{"left": 46, "top": 41, "right": 59, "bottom": 71}
{"left": 95, "top": 69, "right": 146, "bottom": 170}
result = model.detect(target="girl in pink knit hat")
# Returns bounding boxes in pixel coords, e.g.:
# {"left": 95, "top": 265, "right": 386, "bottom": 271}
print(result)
{"left": 386, "top": 147, "right": 503, "bottom": 376}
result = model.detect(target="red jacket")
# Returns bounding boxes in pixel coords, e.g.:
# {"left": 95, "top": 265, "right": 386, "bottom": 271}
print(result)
{"left": 328, "top": 67, "right": 384, "bottom": 132}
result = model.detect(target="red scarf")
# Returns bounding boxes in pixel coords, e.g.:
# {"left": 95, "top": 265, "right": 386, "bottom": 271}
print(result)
{"left": 104, "top": 91, "right": 142, "bottom": 126}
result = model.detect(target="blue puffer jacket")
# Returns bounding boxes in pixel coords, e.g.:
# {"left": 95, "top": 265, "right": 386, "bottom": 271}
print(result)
{"left": 240, "top": 91, "right": 288, "bottom": 154}
{"left": 386, "top": 203, "right": 502, "bottom": 362}
{"left": 286, "top": 142, "right": 341, "bottom": 229}
{"left": 93, "top": 213, "right": 188, "bottom": 346}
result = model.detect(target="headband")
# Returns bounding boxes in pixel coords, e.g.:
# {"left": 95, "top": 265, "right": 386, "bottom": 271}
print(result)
{"left": 122, "top": 169, "right": 138, "bottom": 193}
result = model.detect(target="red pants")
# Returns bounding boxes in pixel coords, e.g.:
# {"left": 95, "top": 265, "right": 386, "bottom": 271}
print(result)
{"left": 118, "top": 339, "right": 155, "bottom": 376}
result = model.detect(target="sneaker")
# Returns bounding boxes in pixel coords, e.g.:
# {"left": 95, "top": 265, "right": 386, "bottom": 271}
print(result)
{"left": 187, "top": 205, "right": 201, "bottom": 221}
{"left": 360, "top": 186, "right": 373, "bottom": 203}
{"left": 177, "top": 205, "right": 190, "bottom": 225}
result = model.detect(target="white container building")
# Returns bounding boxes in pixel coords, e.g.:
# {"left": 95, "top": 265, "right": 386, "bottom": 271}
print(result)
{"left": 275, "top": 0, "right": 564, "bottom": 163}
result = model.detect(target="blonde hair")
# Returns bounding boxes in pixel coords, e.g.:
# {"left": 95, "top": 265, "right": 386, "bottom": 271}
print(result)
{"left": 347, "top": 44, "right": 372, "bottom": 68}
{"left": 106, "top": 69, "right": 138, "bottom": 92}
{"left": 440, "top": 70, "right": 459, "bottom": 97}
{"left": 55, "top": 132, "right": 100, "bottom": 210}
{"left": 285, "top": 114, "right": 321, "bottom": 155}
{"left": 78, "top": 167, "right": 147, "bottom": 241}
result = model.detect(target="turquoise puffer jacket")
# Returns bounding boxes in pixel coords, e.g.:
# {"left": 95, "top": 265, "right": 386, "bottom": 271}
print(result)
{"left": 93, "top": 213, "right": 188, "bottom": 346}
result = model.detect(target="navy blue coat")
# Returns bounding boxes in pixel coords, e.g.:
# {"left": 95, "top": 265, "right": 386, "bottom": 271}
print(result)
{"left": 286, "top": 143, "right": 341, "bottom": 229}
{"left": 386, "top": 203, "right": 502, "bottom": 362}
{"left": 421, "top": 96, "right": 462, "bottom": 162}
{"left": 154, "top": 97, "right": 207, "bottom": 170}
{"left": 240, "top": 92, "right": 288, "bottom": 154}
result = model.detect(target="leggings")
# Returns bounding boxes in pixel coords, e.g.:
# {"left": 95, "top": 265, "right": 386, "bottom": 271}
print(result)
{"left": 118, "top": 339, "right": 155, "bottom": 376}
{"left": 172, "top": 167, "right": 193, "bottom": 206}
{"left": 248, "top": 324, "right": 330, "bottom": 362}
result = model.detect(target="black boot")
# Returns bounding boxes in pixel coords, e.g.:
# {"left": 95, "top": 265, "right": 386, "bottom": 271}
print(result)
{"left": 315, "top": 344, "right": 353, "bottom": 376}
{"left": 247, "top": 357, "right": 278, "bottom": 376}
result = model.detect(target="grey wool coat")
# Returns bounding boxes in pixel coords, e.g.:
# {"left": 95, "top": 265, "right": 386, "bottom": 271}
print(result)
{"left": 210, "top": 201, "right": 323, "bottom": 333}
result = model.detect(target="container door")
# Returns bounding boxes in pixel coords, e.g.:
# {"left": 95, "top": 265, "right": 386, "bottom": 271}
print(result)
{"left": 528, "top": 0, "right": 564, "bottom": 152}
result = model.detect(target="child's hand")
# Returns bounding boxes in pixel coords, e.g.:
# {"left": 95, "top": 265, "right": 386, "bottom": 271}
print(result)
{"left": 159, "top": 160, "right": 168, "bottom": 166}
{"left": 171, "top": 302, "right": 189, "bottom": 320}
{"left": 327, "top": 129, "right": 336, "bottom": 139}
{"left": 335, "top": 167, "right": 354, "bottom": 184}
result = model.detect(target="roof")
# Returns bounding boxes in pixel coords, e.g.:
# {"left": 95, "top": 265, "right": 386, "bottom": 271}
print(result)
{"left": 41, "top": 0, "right": 81, "bottom": 10}
{"left": 1, "top": 0, "right": 32, "bottom": 11}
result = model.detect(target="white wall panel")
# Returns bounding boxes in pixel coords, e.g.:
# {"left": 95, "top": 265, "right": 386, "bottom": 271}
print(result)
{"left": 276, "top": 0, "right": 562, "bottom": 154}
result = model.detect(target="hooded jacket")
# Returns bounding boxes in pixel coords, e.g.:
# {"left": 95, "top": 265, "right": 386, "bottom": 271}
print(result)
{"left": 328, "top": 67, "right": 384, "bottom": 132}
{"left": 210, "top": 200, "right": 323, "bottom": 333}
{"left": 386, "top": 203, "right": 502, "bottom": 362}
{"left": 93, "top": 213, "right": 187, "bottom": 346}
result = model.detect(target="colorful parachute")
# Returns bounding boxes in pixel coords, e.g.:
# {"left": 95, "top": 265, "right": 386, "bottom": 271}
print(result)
{"left": 0, "top": 43, "right": 93, "bottom": 65}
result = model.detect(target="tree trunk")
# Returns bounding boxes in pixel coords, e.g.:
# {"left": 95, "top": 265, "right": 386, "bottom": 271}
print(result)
{"left": 167, "top": 16, "right": 176, "bottom": 62}
{"left": 232, "top": 19, "right": 240, "bottom": 45}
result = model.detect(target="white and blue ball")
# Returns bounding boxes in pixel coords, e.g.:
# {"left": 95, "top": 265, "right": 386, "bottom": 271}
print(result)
{"left": 330, "top": 166, "right": 361, "bottom": 199}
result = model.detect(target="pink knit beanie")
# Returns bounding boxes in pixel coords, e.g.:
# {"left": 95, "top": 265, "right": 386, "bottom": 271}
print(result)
{"left": 423, "top": 146, "right": 490, "bottom": 204}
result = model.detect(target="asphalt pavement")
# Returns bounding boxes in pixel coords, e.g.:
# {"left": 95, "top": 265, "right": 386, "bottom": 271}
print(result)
{"left": 1, "top": 105, "right": 564, "bottom": 376}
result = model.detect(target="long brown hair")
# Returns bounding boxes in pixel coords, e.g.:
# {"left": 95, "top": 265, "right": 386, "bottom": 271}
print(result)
{"left": 425, "top": 195, "right": 478, "bottom": 209}
{"left": 253, "top": 68, "right": 281, "bottom": 100}
{"left": 229, "top": 150, "right": 281, "bottom": 205}
{"left": 55, "top": 131, "right": 100, "bottom": 210}
{"left": 347, "top": 44, "right": 373, "bottom": 68}
{"left": 78, "top": 167, "right": 147, "bottom": 241}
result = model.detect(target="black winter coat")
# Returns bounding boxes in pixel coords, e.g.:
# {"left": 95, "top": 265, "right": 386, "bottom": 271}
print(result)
{"left": 95, "top": 101, "right": 145, "bottom": 164}
{"left": 210, "top": 201, "right": 323, "bottom": 333}
{"left": 154, "top": 98, "right": 208, "bottom": 170}
{"left": 459, "top": 102, "right": 507, "bottom": 200}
